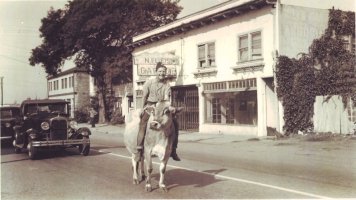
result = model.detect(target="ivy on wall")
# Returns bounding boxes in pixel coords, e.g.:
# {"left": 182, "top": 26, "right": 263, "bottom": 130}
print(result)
{"left": 276, "top": 9, "right": 355, "bottom": 135}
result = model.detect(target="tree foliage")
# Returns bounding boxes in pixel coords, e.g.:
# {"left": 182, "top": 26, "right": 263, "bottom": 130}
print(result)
{"left": 276, "top": 9, "right": 355, "bottom": 135}
{"left": 29, "top": 0, "right": 182, "bottom": 122}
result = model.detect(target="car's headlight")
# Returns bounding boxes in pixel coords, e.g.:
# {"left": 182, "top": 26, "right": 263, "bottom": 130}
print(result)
{"left": 41, "top": 122, "right": 50, "bottom": 130}
{"left": 81, "top": 130, "right": 90, "bottom": 136}
{"left": 70, "top": 120, "right": 78, "bottom": 129}
{"left": 5, "top": 122, "right": 11, "bottom": 128}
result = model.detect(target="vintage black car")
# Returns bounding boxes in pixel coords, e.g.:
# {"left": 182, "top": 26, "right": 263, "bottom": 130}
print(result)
{"left": 1, "top": 105, "right": 21, "bottom": 143}
{"left": 13, "top": 99, "right": 91, "bottom": 159}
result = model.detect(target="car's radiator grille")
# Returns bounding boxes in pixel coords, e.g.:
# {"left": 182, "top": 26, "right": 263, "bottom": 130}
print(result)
{"left": 51, "top": 119, "right": 67, "bottom": 129}
{"left": 50, "top": 119, "right": 67, "bottom": 140}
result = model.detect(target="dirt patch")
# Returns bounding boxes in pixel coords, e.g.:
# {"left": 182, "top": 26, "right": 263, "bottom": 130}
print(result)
{"left": 302, "top": 133, "right": 353, "bottom": 142}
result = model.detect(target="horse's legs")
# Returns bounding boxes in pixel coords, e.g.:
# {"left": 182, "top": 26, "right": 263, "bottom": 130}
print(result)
{"left": 159, "top": 161, "right": 168, "bottom": 192}
{"left": 144, "top": 152, "right": 153, "bottom": 192}
{"left": 131, "top": 155, "right": 140, "bottom": 185}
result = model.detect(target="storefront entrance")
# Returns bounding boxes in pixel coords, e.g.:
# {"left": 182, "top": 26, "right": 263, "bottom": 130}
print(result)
{"left": 172, "top": 86, "right": 199, "bottom": 131}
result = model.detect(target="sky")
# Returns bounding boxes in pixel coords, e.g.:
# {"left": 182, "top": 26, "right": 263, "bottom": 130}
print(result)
{"left": 0, "top": 0, "right": 354, "bottom": 105}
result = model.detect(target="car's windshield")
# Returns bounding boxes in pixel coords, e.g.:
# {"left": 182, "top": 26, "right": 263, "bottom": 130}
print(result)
{"left": 0, "top": 108, "right": 20, "bottom": 118}
{"left": 25, "top": 103, "right": 68, "bottom": 115}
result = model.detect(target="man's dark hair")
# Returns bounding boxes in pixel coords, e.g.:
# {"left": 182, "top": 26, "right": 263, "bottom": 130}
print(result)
{"left": 156, "top": 62, "right": 167, "bottom": 71}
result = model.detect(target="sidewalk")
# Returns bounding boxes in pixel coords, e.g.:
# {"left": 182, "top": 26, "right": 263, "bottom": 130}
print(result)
{"left": 78, "top": 123, "right": 258, "bottom": 144}
{"left": 79, "top": 123, "right": 356, "bottom": 146}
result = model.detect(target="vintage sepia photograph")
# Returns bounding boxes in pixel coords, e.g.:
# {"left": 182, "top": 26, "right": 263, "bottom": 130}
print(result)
{"left": 1, "top": 0, "right": 355, "bottom": 199}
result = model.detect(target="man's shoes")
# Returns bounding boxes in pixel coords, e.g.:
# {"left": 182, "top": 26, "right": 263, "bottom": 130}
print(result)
{"left": 171, "top": 149, "right": 181, "bottom": 161}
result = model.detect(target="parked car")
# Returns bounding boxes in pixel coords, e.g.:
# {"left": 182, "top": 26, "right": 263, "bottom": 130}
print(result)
{"left": 13, "top": 99, "right": 91, "bottom": 159}
{"left": 1, "top": 105, "right": 21, "bottom": 143}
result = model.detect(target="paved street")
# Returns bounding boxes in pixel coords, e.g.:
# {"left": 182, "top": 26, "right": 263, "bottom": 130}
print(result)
{"left": 1, "top": 124, "right": 356, "bottom": 199}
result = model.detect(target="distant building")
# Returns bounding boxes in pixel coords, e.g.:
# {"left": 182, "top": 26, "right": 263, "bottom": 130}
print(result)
{"left": 47, "top": 67, "right": 94, "bottom": 117}
{"left": 131, "top": 0, "right": 355, "bottom": 136}
{"left": 112, "top": 83, "right": 134, "bottom": 120}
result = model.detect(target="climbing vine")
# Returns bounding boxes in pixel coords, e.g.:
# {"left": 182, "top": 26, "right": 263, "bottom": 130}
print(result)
{"left": 276, "top": 9, "right": 355, "bottom": 135}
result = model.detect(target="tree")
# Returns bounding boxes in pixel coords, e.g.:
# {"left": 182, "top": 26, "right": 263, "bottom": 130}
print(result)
{"left": 29, "top": 0, "right": 182, "bottom": 122}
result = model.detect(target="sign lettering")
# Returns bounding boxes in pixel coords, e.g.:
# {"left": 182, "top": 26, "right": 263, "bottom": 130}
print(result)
{"left": 134, "top": 52, "right": 179, "bottom": 76}
{"left": 137, "top": 65, "right": 177, "bottom": 76}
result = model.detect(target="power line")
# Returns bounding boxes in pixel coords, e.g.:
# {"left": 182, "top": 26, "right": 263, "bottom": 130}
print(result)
{"left": 0, "top": 54, "right": 29, "bottom": 64}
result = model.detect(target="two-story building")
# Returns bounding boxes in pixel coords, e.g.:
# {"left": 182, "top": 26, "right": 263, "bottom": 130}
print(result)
{"left": 131, "top": 0, "right": 355, "bottom": 136}
{"left": 47, "top": 67, "right": 94, "bottom": 117}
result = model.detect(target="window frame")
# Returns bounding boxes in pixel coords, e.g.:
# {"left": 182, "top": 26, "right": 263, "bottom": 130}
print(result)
{"left": 197, "top": 41, "right": 216, "bottom": 68}
{"left": 341, "top": 35, "right": 355, "bottom": 53}
{"left": 204, "top": 85, "right": 258, "bottom": 126}
{"left": 237, "top": 30, "right": 263, "bottom": 63}
{"left": 64, "top": 78, "right": 67, "bottom": 89}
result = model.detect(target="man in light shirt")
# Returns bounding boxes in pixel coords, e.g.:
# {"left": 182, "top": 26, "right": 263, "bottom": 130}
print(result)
{"left": 137, "top": 62, "right": 181, "bottom": 161}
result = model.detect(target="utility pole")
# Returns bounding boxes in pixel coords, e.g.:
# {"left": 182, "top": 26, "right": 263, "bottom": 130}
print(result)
{"left": 0, "top": 76, "right": 3, "bottom": 106}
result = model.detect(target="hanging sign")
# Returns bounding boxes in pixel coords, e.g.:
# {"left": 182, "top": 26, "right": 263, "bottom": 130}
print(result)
{"left": 134, "top": 52, "right": 179, "bottom": 76}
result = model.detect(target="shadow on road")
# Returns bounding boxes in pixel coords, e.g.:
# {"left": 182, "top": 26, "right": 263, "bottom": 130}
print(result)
{"left": 150, "top": 168, "right": 227, "bottom": 191}
{"left": 1, "top": 141, "right": 15, "bottom": 155}
{"left": 1, "top": 144, "right": 125, "bottom": 160}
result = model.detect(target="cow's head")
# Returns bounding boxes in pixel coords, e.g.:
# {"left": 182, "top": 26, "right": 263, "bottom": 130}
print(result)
{"left": 145, "top": 101, "right": 183, "bottom": 132}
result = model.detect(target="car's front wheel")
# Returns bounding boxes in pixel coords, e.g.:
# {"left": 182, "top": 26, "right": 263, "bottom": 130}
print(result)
{"left": 14, "top": 130, "right": 25, "bottom": 149}
{"left": 28, "top": 141, "right": 37, "bottom": 160}
{"left": 82, "top": 144, "right": 90, "bottom": 156}
{"left": 78, "top": 143, "right": 90, "bottom": 156}
{"left": 14, "top": 145, "right": 21, "bottom": 154}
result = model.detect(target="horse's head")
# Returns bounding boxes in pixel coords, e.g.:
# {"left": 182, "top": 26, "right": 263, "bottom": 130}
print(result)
{"left": 145, "top": 101, "right": 183, "bottom": 131}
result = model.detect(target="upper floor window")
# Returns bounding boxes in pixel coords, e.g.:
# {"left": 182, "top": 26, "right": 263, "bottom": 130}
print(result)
{"left": 64, "top": 78, "right": 67, "bottom": 89}
{"left": 342, "top": 35, "right": 355, "bottom": 53}
{"left": 69, "top": 76, "right": 74, "bottom": 88}
{"left": 48, "top": 82, "right": 52, "bottom": 91}
{"left": 61, "top": 78, "right": 64, "bottom": 89}
{"left": 238, "top": 31, "right": 262, "bottom": 62}
{"left": 68, "top": 76, "right": 73, "bottom": 88}
{"left": 53, "top": 80, "right": 57, "bottom": 90}
{"left": 198, "top": 42, "right": 215, "bottom": 68}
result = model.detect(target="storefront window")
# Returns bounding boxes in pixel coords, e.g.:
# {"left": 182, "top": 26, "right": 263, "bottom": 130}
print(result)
{"left": 212, "top": 98, "right": 221, "bottom": 123}
{"left": 205, "top": 91, "right": 257, "bottom": 125}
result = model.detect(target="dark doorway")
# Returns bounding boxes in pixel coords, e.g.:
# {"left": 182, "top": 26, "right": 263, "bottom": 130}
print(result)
{"left": 172, "top": 86, "right": 199, "bottom": 131}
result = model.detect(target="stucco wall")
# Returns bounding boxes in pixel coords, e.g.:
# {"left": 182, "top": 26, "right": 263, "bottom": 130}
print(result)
{"left": 133, "top": 6, "right": 275, "bottom": 87}
{"left": 279, "top": 4, "right": 328, "bottom": 58}
{"left": 74, "top": 73, "right": 90, "bottom": 110}
{"left": 48, "top": 73, "right": 75, "bottom": 96}
{"left": 314, "top": 96, "right": 354, "bottom": 134}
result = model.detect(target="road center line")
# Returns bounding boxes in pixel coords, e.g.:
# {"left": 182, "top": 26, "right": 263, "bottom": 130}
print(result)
{"left": 93, "top": 149, "right": 331, "bottom": 199}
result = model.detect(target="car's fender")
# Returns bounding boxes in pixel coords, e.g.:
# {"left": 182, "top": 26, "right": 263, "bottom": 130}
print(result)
{"left": 76, "top": 127, "right": 91, "bottom": 137}
{"left": 13, "top": 126, "right": 28, "bottom": 148}
{"left": 13, "top": 125, "right": 22, "bottom": 132}
{"left": 26, "top": 128, "right": 38, "bottom": 140}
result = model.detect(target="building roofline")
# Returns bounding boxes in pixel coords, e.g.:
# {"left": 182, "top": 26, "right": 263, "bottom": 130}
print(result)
{"left": 21, "top": 99, "right": 68, "bottom": 105}
{"left": 131, "top": 0, "right": 272, "bottom": 48}
{"left": 47, "top": 67, "right": 88, "bottom": 80}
